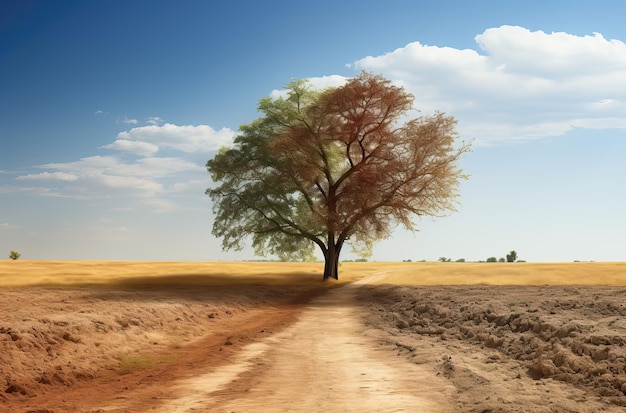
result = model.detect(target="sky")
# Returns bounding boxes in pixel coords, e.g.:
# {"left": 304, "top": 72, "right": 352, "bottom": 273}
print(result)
{"left": 1, "top": 0, "right": 625, "bottom": 263}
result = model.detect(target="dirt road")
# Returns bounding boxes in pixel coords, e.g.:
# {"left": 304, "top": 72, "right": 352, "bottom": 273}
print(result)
{"left": 149, "top": 276, "right": 454, "bottom": 412}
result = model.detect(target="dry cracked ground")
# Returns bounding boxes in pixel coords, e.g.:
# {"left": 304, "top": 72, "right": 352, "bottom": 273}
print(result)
{"left": 2, "top": 276, "right": 626, "bottom": 412}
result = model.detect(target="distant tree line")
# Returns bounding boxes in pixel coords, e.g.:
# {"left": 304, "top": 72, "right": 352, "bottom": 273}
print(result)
{"left": 408, "top": 250, "right": 525, "bottom": 263}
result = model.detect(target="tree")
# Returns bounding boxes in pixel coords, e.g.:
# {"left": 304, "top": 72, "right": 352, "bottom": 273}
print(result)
{"left": 438, "top": 257, "right": 452, "bottom": 262}
{"left": 207, "top": 72, "right": 470, "bottom": 280}
{"left": 506, "top": 250, "right": 518, "bottom": 262}
{"left": 9, "top": 250, "right": 20, "bottom": 260}
{"left": 486, "top": 257, "right": 497, "bottom": 263}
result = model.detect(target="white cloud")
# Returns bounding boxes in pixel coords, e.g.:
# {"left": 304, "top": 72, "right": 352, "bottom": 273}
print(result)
{"left": 40, "top": 155, "right": 199, "bottom": 181}
{"left": 475, "top": 27, "right": 626, "bottom": 77}
{"left": 16, "top": 172, "right": 78, "bottom": 181}
{"left": 135, "top": 157, "right": 202, "bottom": 176}
{"left": 7, "top": 116, "right": 228, "bottom": 210}
{"left": 138, "top": 198, "right": 181, "bottom": 213}
{"left": 0, "top": 223, "right": 20, "bottom": 230}
{"left": 352, "top": 25, "right": 626, "bottom": 144}
{"left": 270, "top": 75, "right": 349, "bottom": 99}
{"left": 101, "top": 139, "right": 160, "bottom": 156}
{"left": 115, "top": 123, "right": 235, "bottom": 153}
{"left": 147, "top": 116, "right": 164, "bottom": 125}
{"left": 171, "top": 179, "right": 209, "bottom": 194}
{"left": 93, "top": 173, "right": 163, "bottom": 194}
{"left": 118, "top": 116, "right": 139, "bottom": 125}
{"left": 8, "top": 144, "right": 210, "bottom": 211}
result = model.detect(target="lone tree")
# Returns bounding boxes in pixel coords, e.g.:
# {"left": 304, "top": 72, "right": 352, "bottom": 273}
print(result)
{"left": 506, "top": 250, "right": 518, "bottom": 262}
{"left": 9, "top": 250, "right": 21, "bottom": 260}
{"left": 207, "top": 72, "right": 470, "bottom": 280}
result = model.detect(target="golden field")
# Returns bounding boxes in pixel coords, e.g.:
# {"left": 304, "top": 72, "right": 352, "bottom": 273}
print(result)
{"left": 1, "top": 260, "right": 625, "bottom": 287}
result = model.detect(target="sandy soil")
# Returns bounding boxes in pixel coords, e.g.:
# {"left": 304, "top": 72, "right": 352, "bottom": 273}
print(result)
{"left": 2, "top": 272, "right": 626, "bottom": 412}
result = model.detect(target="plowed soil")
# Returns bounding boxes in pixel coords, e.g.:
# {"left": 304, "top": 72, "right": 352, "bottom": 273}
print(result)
{"left": 2, "top": 271, "right": 626, "bottom": 412}
{"left": 358, "top": 283, "right": 626, "bottom": 412}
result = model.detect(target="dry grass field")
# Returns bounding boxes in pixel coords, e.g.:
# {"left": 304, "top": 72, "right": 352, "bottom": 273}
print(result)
{"left": 2, "top": 260, "right": 625, "bottom": 288}
{"left": 0, "top": 260, "right": 335, "bottom": 287}
{"left": 2, "top": 260, "right": 626, "bottom": 412}
{"left": 369, "top": 261, "right": 626, "bottom": 285}
{"left": 3, "top": 260, "right": 625, "bottom": 288}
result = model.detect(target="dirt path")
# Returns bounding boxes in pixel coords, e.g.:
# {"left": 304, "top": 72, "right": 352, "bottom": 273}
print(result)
{"left": 148, "top": 276, "right": 454, "bottom": 412}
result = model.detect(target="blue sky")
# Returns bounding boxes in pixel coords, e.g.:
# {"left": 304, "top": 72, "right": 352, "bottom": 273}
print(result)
{"left": 1, "top": 0, "right": 625, "bottom": 262}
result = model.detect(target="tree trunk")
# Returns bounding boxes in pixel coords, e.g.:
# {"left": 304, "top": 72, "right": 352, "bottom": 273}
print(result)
{"left": 323, "top": 247, "right": 338, "bottom": 280}
{"left": 323, "top": 232, "right": 340, "bottom": 280}
{"left": 322, "top": 233, "right": 343, "bottom": 281}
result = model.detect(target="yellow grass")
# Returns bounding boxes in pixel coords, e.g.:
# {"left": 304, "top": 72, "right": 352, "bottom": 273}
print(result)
{"left": 369, "top": 261, "right": 626, "bottom": 285}
{"left": 0, "top": 261, "right": 329, "bottom": 287}
{"left": 0, "top": 260, "right": 625, "bottom": 288}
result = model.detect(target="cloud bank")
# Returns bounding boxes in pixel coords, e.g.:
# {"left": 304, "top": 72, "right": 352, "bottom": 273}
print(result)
{"left": 353, "top": 25, "right": 626, "bottom": 144}
{"left": 12, "top": 122, "right": 236, "bottom": 209}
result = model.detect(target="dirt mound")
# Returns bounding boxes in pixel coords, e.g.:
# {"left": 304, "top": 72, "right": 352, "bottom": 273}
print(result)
{"left": 358, "top": 284, "right": 626, "bottom": 408}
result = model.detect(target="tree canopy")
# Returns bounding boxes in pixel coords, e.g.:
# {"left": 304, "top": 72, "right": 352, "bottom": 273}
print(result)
{"left": 207, "top": 72, "right": 470, "bottom": 280}
{"left": 506, "top": 250, "right": 518, "bottom": 262}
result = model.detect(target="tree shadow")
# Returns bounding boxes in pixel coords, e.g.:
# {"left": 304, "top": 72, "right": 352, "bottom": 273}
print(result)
{"left": 21, "top": 272, "right": 334, "bottom": 303}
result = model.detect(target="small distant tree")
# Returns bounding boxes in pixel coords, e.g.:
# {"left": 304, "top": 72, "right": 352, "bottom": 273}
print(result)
{"left": 486, "top": 257, "right": 497, "bottom": 263}
{"left": 438, "top": 257, "right": 452, "bottom": 262}
{"left": 455, "top": 258, "right": 465, "bottom": 262}
{"left": 9, "top": 251, "right": 21, "bottom": 260}
{"left": 506, "top": 250, "right": 518, "bottom": 262}
{"left": 498, "top": 257, "right": 505, "bottom": 262}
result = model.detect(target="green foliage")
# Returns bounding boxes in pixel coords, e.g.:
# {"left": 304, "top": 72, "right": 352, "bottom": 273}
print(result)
{"left": 455, "top": 258, "right": 465, "bottom": 262}
{"left": 9, "top": 250, "right": 20, "bottom": 260}
{"left": 506, "top": 250, "right": 518, "bottom": 262}
{"left": 498, "top": 257, "right": 505, "bottom": 262}
{"left": 486, "top": 257, "right": 497, "bottom": 263}
{"left": 438, "top": 257, "right": 452, "bottom": 262}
